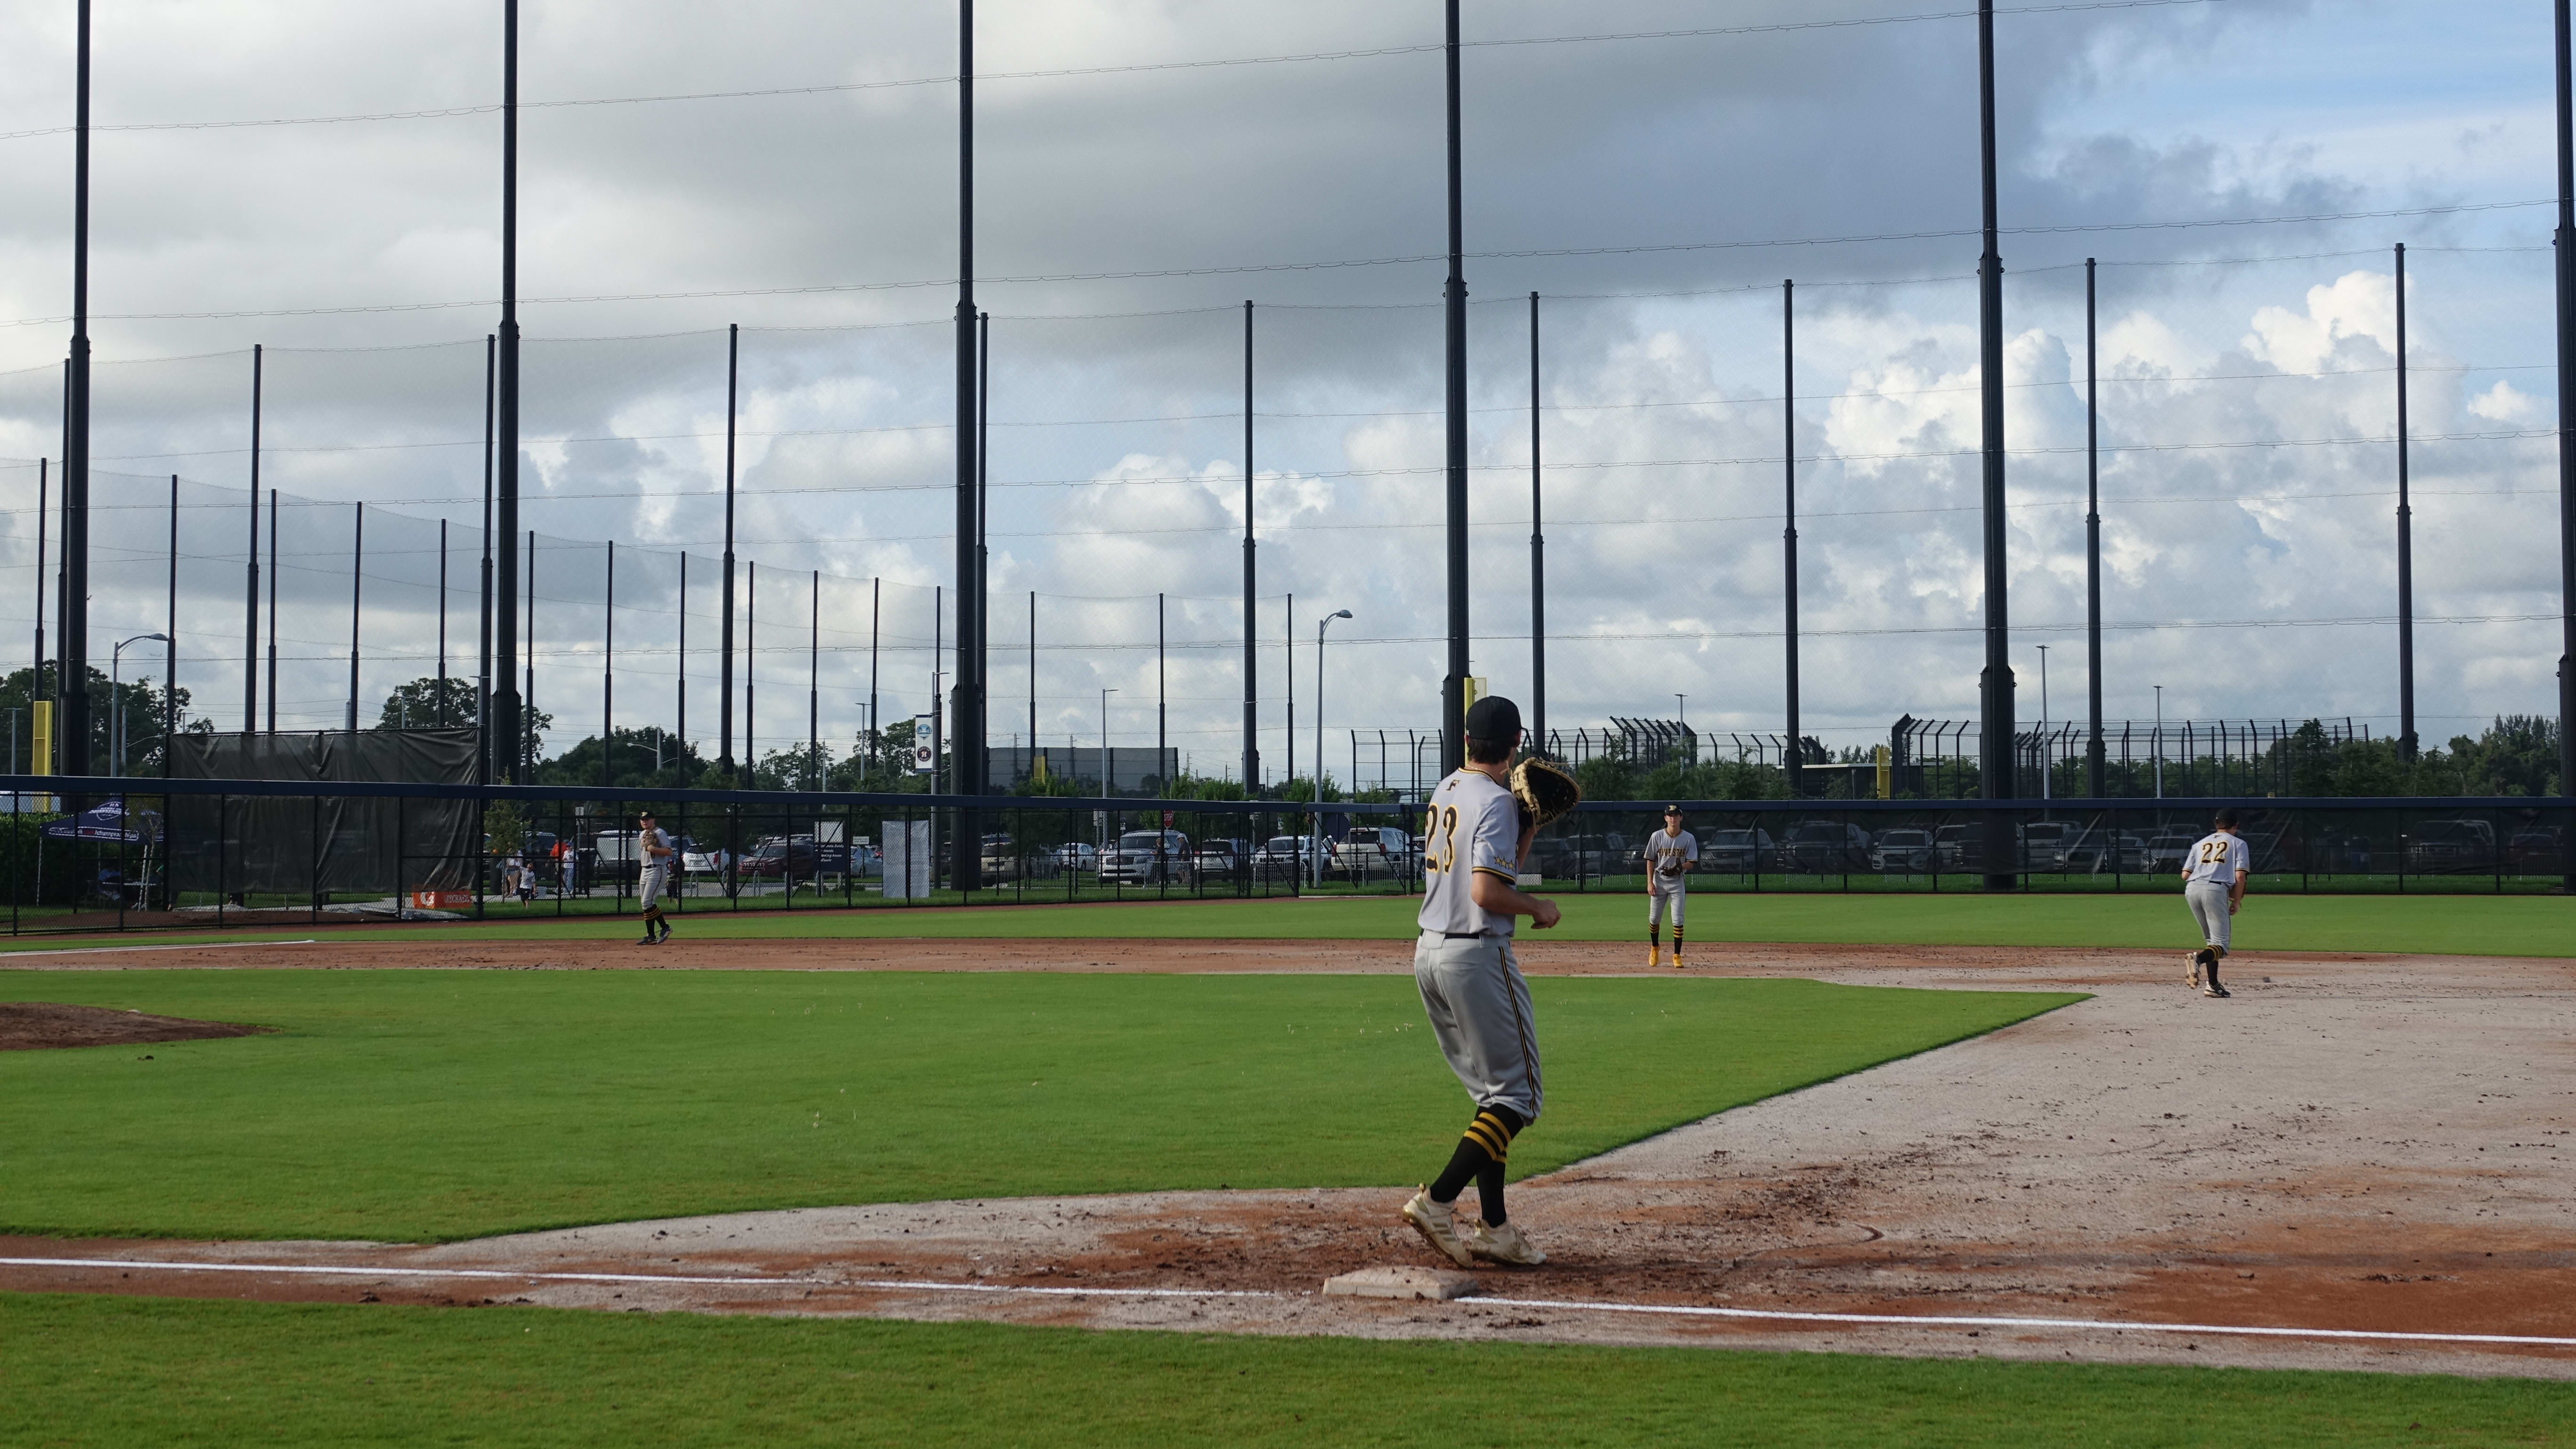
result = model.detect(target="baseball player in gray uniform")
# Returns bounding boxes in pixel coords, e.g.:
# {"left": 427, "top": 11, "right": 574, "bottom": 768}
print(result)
{"left": 1401, "top": 695, "right": 1562, "bottom": 1270}
{"left": 2181, "top": 807, "right": 2248, "bottom": 998}
{"left": 636, "top": 811, "right": 675, "bottom": 946}
{"left": 1641, "top": 805, "right": 1697, "bottom": 968}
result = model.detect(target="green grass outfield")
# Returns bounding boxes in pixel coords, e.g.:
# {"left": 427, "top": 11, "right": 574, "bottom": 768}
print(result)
{"left": 0, "top": 969, "right": 2076, "bottom": 1242}
{"left": 8, "top": 889, "right": 2565, "bottom": 957}
{"left": 9, "top": 1296, "right": 2571, "bottom": 1448}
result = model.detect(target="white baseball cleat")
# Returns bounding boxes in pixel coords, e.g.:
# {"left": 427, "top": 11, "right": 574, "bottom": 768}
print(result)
{"left": 1401, "top": 1187, "right": 1475, "bottom": 1268}
{"left": 1463, "top": 1218, "right": 1546, "bottom": 1266}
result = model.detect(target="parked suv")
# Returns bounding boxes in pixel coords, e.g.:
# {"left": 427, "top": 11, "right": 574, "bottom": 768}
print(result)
{"left": 1194, "top": 837, "right": 1253, "bottom": 880}
{"left": 2405, "top": 819, "right": 2496, "bottom": 873}
{"left": 1783, "top": 820, "right": 1872, "bottom": 873}
{"left": 1101, "top": 829, "right": 1192, "bottom": 886}
{"left": 1335, "top": 825, "right": 1414, "bottom": 876}
{"left": 1703, "top": 827, "right": 1777, "bottom": 872}
{"left": 1868, "top": 827, "right": 1935, "bottom": 873}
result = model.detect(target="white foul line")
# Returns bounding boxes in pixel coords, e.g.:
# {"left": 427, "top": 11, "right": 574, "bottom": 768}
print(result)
{"left": 8, "top": 1256, "right": 2572, "bottom": 1351}
{"left": 0, "top": 938, "right": 318, "bottom": 959}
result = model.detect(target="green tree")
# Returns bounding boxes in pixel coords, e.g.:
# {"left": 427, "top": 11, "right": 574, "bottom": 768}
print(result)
{"left": 533, "top": 726, "right": 706, "bottom": 790}
{"left": 375, "top": 676, "right": 482, "bottom": 731}
{"left": 0, "top": 663, "right": 208, "bottom": 776}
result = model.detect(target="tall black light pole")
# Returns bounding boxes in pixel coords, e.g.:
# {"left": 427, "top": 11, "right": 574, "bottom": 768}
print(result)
{"left": 1158, "top": 593, "right": 1167, "bottom": 790}
{"left": 808, "top": 571, "right": 821, "bottom": 789}
{"left": 245, "top": 344, "right": 261, "bottom": 732}
{"left": 1242, "top": 299, "right": 1257, "bottom": 791}
{"left": 1783, "top": 279, "right": 1803, "bottom": 797}
{"left": 2395, "top": 242, "right": 2418, "bottom": 762}
{"left": 1975, "top": 0, "right": 2017, "bottom": 885}
{"left": 2557, "top": 0, "right": 2575, "bottom": 857}
{"left": 676, "top": 553, "right": 687, "bottom": 765}
{"left": 719, "top": 324, "right": 739, "bottom": 778}
{"left": 1440, "top": 0, "right": 1470, "bottom": 777}
{"left": 61, "top": 0, "right": 93, "bottom": 778}
{"left": 1026, "top": 589, "right": 1035, "bottom": 754}
{"left": 477, "top": 334, "right": 494, "bottom": 775}
{"left": 266, "top": 490, "right": 277, "bottom": 733}
{"left": 602, "top": 540, "right": 615, "bottom": 789}
{"left": 438, "top": 520, "right": 450, "bottom": 727}
{"left": 164, "top": 475, "right": 177, "bottom": 773}
{"left": 951, "top": 0, "right": 985, "bottom": 894}
{"left": 1529, "top": 291, "right": 1546, "bottom": 758}
{"left": 491, "top": 0, "right": 523, "bottom": 782}
{"left": 346, "top": 504, "right": 363, "bottom": 731}
{"left": 2085, "top": 258, "right": 2106, "bottom": 798}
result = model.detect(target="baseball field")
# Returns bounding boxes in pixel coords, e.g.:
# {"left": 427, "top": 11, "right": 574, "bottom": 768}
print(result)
{"left": 5, "top": 894, "right": 2573, "bottom": 1445}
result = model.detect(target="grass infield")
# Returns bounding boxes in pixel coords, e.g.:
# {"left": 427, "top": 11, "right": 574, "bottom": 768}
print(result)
{"left": 0, "top": 968, "right": 2076, "bottom": 1242}
{"left": 1, "top": 889, "right": 2565, "bottom": 957}
{"left": 8, "top": 1296, "right": 2573, "bottom": 1448}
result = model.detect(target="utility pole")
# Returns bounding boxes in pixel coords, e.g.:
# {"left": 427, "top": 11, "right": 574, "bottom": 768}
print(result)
{"left": 1783, "top": 278, "right": 1803, "bottom": 798}
{"left": 61, "top": 0, "right": 93, "bottom": 779}
{"left": 245, "top": 345, "right": 261, "bottom": 733}
{"left": 1975, "top": 0, "right": 2018, "bottom": 884}
{"left": 720, "top": 324, "right": 739, "bottom": 778}
{"left": 1242, "top": 299, "right": 1257, "bottom": 793}
{"left": 2085, "top": 259, "right": 2106, "bottom": 798}
{"left": 1440, "top": 0, "right": 1469, "bottom": 776}
{"left": 491, "top": 0, "right": 523, "bottom": 782}
{"left": 1529, "top": 291, "right": 1546, "bottom": 760}
{"left": 2557, "top": 0, "right": 2576, "bottom": 879}
{"left": 951, "top": 0, "right": 985, "bottom": 893}
{"left": 2396, "top": 241, "right": 2418, "bottom": 762}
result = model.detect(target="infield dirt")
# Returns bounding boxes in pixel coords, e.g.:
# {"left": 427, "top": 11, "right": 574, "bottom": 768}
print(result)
{"left": 5, "top": 936, "right": 2571, "bottom": 1378}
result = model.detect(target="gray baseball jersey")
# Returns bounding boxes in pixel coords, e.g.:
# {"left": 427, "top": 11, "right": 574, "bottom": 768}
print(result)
{"left": 2183, "top": 831, "right": 2249, "bottom": 885}
{"left": 1643, "top": 828, "right": 1698, "bottom": 885}
{"left": 1417, "top": 767, "right": 1521, "bottom": 937}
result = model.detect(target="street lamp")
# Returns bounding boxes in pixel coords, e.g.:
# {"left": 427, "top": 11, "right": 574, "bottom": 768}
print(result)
{"left": 2035, "top": 644, "right": 2050, "bottom": 802}
{"left": 111, "top": 633, "right": 170, "bottom": 776}
{"left": 1312, "top": 609, "right": 1352, "bottom": 886}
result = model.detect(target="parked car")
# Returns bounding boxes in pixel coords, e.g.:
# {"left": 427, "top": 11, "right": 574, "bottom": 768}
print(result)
{"left": 1254, "top": 836, "right": 1313, "bottom": 881}
{"left": 744, "top": 833, "right": 852, "bottom": 880}
{"left": 2508, "top": 827, "right": 2564, "bottom": 874}
{"left": 1101, "top": 829, "right": 1192, "bottom": 886}
{"left": 2021, "top": 820, "right": 2077, "bottom": 871}
{"left": 1194, "top": 837, "right": 1253, "bottom": 879}
{"left": 847, "top": 841, "right": 882, "bottom": 878}
{"left": 1783, "top": 821, "right": 1873, "bottom": 873}
{"left": 1335, "top": 825, "right": 1414, "bottom": 875}
{"left": 1868, "top": 827, "right": 1937, "bottom": 873}
{"left": 1053, "top": 841, "right": 1099, "bottom": 873}
{"left": 2054, "top": 828, "right": 2146, "bottom": 873}
{"left": 978, "top": 833, "right": 1021, "bottom": 884}
{"left": 1534, "top": 832, "right": 1627, "bottom": 878}
{"left": 1703, "top": 827, "right": 1778, "bottom": 872}
{"left": 2143, "top": 831, "right": 2196, "bottom": 874}
{"left": 2405, "top": 819, "right": 2496, "bottom": 873}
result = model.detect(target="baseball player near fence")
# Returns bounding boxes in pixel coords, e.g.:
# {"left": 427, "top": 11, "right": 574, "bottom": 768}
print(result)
{"left": 1400, "top": 695, "right": 1568, "bottom": 1271}
{"left": 636, "top": 811, "right": 675, "bottom": 947}
{"left": 1641, "top": 805, "right": 1698, "bottom": 969}
{"left": 2181, "top": 808, "right": 2248, "bottom": 998}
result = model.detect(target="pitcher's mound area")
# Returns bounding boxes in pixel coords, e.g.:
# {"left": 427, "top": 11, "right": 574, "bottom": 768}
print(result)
{"left": 0, "top": 1001, "right": 273, "bottom": 1051}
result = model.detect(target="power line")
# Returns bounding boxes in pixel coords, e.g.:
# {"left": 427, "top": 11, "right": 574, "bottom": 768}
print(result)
{"left": 0, "top": 1, "right": 2225, "bottom": 143}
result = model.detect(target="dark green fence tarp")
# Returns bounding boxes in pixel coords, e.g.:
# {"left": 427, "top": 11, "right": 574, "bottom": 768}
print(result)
{"left": 168, "top": 731, "right": 480, "bottom": 898}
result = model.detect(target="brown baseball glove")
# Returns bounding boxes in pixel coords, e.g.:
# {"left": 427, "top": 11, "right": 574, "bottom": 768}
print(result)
{"left": 1508, "top": 756, "right": 1583, "bottom": 831}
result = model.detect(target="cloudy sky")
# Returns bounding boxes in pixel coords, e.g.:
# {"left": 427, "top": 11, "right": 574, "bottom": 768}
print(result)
{"left": 0, "top": 0, "right": 2562, "bottom": 785}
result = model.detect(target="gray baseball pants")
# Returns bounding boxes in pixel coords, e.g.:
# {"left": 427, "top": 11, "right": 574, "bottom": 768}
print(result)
{"left": 2184, "top": 880, "right": 2232, "bottom": 954}
{"left": 1413, "top": 930, "right": 1543, "bottom": 1123}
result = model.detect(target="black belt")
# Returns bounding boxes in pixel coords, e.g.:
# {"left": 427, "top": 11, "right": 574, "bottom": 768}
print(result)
{"left": 1439, "top": 931, "right": 1488, "bottom": 940}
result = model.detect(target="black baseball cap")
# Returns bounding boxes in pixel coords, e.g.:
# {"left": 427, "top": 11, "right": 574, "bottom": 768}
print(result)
{"left": 1663, "top": 805, "right": 1683, "bottom": 816}
{"left": 1463, "top": 695, "right": 1522, "bottom": 744}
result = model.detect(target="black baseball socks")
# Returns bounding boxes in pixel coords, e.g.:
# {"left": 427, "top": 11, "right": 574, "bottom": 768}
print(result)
{"left": 1429, "top": 1104, "right": 1524, "bottom": 1225}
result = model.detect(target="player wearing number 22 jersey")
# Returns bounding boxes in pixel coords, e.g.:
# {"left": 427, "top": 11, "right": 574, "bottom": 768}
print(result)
{"left": 1401, "top": 695, "right": 1562, "bottom": 1272}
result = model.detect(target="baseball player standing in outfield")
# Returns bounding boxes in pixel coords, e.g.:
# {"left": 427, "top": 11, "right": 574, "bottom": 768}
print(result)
{"left": 1402, "top": 695, "right": 1562, "bottom": 1270}
{"left": 636, "top": 810, "right": 675, "bottom": 946}
{"left": 1641, "top": 805, "right": 1698, "bottom": 968}
{"left": 2182, "top": 808, "right": 2248, "bottom": 998}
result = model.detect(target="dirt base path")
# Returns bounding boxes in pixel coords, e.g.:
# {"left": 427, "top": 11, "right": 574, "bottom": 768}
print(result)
{"left": 5, "top": 940, "right": 2573, "bottom": 1376}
